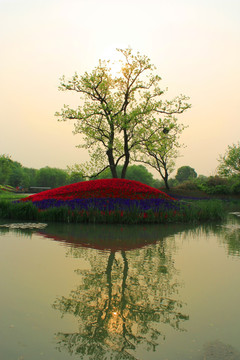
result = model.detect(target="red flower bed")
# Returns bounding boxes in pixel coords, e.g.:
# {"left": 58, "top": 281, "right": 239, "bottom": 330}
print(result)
{"left": 20, "top": 179, "right": 175, "bottom": 202}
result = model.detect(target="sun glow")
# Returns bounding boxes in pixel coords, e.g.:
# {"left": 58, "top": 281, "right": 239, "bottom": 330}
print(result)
{"left": 99, "top": 45, "right": 126, "bottom": 78}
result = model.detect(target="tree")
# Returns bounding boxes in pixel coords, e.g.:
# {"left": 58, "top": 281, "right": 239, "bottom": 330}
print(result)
{"left": 35, "top": 167, "right": 69, "bottom": 188}
{"left": 8, "top": 164, "right": 37, "bottom": 189}
{"left": 68, "top": 170, "right": 85, "bottom": 184}
{"left": 8, "top": 166, "right": 25, "bottom": 187}
{"left": 7, "top": 160, "right": 31, "bottom": 188}
{"left": 175, "top": 166, "right": 197, "bottom": 183}
{"left": 56, "top": 48, "right": 190, "bottom": 179}
{"left": 132, "top": 117, "right": 186, "bottom": 189}
{"left": 0, "top": 154, "right": 14, "bottom": 184}
{"left": 21, "top": 167, "right": 37, "bottom": 188}
{"left": 217, "top": 142, "right": 240, "bottom": 177}
{"left": 124, "top": 164, "right": 155, "bottom": 185}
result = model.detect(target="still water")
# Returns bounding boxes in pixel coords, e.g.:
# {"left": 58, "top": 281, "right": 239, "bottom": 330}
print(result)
{"left": 0, "top": 215, "right": 240, "bottom": 360}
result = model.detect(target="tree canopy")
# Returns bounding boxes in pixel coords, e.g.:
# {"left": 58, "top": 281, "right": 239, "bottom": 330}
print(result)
{"left": 0, "top": 154, "right": 14, "bottom": 184}
{"left": 132, "top": 118, "right": 186, "bottom": 189}
{"left": 35, "top": 167, "right": 69, "bottom": 188}
{"left": 217, "top": 142, "right": 240, "bottom": 177}
{"left": 56, "top": 48, "right": 190, "bottom": 179}
{"left": 175, "top": 166, "right": 197, "bottom": 183}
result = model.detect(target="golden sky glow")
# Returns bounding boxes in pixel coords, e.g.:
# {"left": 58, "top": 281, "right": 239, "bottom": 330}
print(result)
{"left": 1, "top": 0, "right": 239, "bottom": 176}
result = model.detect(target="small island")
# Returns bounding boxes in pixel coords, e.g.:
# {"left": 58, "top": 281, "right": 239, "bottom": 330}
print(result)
{"left": 0, "top": 178, "right": 225, "bottom": 224}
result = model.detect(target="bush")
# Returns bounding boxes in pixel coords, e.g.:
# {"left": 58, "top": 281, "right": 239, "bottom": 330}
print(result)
{"left": 0, "top": 200, "right": 38, "bottom": 220}
{"left": 204, "top": 176, "right": 229, "bottom": 187}
{"left": 196, "top": 175, "right": 240, "bottom": 195}
{"left": 167, "top": 178, "right": 178, "bottom": 188}
{"left": 197, "top": 183, "right": 230, "bottom": 195}
{"left": 174, "top": 180, "right": 199, "bottom": 191}
{"left": 231, "top": 180, "right": 240, "bottom": 194}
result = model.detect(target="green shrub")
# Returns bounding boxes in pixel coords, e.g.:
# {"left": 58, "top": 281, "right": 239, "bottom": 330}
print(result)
{"left": 0, "top": 200, "right": 38, "bottom": 220}
{"left": 205, "top": 176, "right": 229, "bottom": 187}
{"left": 197, "top": 183, "right": 230, "bottom": 195}
{"left": 196, "top": 175, "right": 240, "bottom": 195}
{"left": 174, "top": 180, "right": 199, "bottom": 191}
{"left": 231, "top": 179, "right": 240, "bottom": 194}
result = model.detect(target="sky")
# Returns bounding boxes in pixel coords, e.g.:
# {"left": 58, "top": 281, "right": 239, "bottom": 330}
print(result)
{"left": 1, "top": 0, "right": 239, "bottom": 179}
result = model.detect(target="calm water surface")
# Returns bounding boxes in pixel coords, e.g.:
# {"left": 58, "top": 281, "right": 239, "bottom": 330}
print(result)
{"left": 0, "top": 215, "right": 240, "bottom": 360}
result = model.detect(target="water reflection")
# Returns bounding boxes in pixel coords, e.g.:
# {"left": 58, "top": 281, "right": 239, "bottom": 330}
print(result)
{"left": 1, "top": 217, "right": 239, "bottom": 257}
{"left": 217, "top": 215, "right": 240, "bottom": 257}
{"left": 1, "top": 216, "right": 240, "bottom": 359}
{"left": 36, "top": 216, "right": 240, "bottom": 358}
{"left": 41, "top": 224, "right": 191, "bottom": 359}
{"left": 182, "top": 214, "right": 240, "bottom": 257}
{"left": 36, "top": 222, "right": 197, "bottom": 251}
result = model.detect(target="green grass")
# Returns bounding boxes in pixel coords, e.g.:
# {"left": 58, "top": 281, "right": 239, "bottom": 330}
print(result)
{"left": 0, "top": 198, "right": 228, "bottom": 224}
{"left": 0, "top": 190, "right": 28, "bottom": 201}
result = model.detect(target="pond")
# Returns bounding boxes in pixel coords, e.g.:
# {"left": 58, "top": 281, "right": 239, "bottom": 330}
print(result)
{"left": 0, "top": 215, "right": 240, "bottom": 360}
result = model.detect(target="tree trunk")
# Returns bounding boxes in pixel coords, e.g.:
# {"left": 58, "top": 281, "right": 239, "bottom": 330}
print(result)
{"left": 121, "top": 129, "right": 130, "bottom": 179}
{"left": 163, "top": 167, "right": 170, "bottom": 190}
{"left": 121, "top": 157, "right": 129, "bottom": 179}
{"left": 164, "top": 177, "right": 170, "bottom": 190}
{"left": 110, "top": 165, "right": 118, "bottom": 178}
{"left": 106, "top": 149, "right": 118, "bottom": 178}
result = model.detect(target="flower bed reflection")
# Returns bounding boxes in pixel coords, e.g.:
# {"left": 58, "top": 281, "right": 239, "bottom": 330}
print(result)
{"left": 37, "top": 222, "right": 196, "bottom": 251}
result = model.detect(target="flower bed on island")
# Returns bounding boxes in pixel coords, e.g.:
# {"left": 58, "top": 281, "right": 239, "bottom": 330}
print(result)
{"left": 20, "top": 178, "right": 178, "bottom": 212}
{"left": 20, "top": 179, "right": 175, "bottom": 201}
{"left": 0, "top": 179, "right": 225, "bottom": 224}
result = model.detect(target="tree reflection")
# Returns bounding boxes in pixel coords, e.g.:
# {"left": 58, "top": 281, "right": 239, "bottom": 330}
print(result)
{"left": 53, "top": 236, "right": 189, "bottom": 359}
{"left": 216, "top": 215, "right": 240, "bottom": 256}
{"left": 192, "top": 215, "right": 240, "bottom": 257}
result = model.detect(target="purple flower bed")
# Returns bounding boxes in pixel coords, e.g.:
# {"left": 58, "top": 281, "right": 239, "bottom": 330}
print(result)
{"left": 32, "top": 197, "right": 181, "bottom": 212}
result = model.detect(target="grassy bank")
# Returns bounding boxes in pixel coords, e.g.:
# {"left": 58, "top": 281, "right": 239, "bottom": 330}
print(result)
{"left": 0, "top": 190, "right": 29, "bottom": 201}
{"left": 0, "top": 198, "right": 227, "bottom": 224}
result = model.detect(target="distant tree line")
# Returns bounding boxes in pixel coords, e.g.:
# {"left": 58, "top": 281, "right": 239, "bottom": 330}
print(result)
{"left": 1, "top": 141, "right": 239, "bottom": 193}
{"left": 0, "top": 155, "right": 163, "bottom": 190}
{"left": 167, "top": 148, "right": 240, "bottom": 195}
{"left": 160, "top": 142, "right": 240, "bottom": 195}
{"left": 0, "top": 155, "right": 84, "bottom": 190}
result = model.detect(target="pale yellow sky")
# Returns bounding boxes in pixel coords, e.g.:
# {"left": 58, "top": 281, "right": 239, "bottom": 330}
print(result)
{"left": 1, "top": 0, "right": 239, "bottom": 177}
